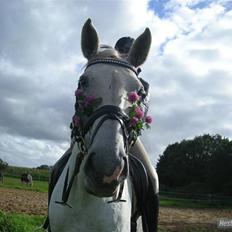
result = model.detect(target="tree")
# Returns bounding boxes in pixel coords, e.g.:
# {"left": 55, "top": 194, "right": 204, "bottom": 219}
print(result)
{"left": 156, "top": 134, "right": 232, "bottom": 195}
{"left": 36, "top": 164, "right": 50, "bottom": 170}
{"left": 0, "top": 159, "right": 8, "bottom": 171}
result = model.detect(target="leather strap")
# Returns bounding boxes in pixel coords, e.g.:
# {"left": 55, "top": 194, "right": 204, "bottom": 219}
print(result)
{"left": 86, "top": 58, "right": 138, "bottom": 76}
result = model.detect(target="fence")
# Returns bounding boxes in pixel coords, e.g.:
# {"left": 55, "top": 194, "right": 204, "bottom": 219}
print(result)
{"left": 160, "top": 191, "right": 232, "bottom": 206}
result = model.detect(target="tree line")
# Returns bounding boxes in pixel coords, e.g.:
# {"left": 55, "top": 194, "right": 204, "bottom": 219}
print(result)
{"left": 156, "top": 134, "right": 232, "bottom": 196}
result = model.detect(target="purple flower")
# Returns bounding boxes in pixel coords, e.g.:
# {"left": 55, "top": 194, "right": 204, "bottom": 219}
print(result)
{"left": 84, "top": 95, "right": 96, "bottom": 106}
{"left": 75, "top": 89, "right": 83, "bottom": 97}
{"left": 135, "top": 107, "right": 144, "bottom": 119}
{"left": 128, "top": 91, "right": 139, "bottom": 103}
{"left": 130, "top": 117, "right": 139, "bottom": 127}
{"left": 72, "top": 115, "right": 80, "bottom": 127}
{"left": 145, "top": 115, "right": 153, "bottom": 124}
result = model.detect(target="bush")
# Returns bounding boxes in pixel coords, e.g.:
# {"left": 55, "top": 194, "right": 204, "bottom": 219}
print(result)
{"left": 4, "top": 166, "right": 49, "bottom": 181}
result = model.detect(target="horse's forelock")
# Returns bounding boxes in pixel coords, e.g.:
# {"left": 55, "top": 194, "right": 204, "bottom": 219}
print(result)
{"left": 93, "top": 49, "right": 121, "bottom": 60}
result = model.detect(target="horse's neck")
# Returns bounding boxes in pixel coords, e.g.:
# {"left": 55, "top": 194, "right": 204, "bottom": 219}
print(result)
{"left": 49, "top": 144, "right": 133, "bottom": 232}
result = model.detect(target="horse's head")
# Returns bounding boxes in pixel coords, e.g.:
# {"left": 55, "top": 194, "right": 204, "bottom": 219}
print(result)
{"left": 76, "top": 19, "right": 152, "bottom": 197}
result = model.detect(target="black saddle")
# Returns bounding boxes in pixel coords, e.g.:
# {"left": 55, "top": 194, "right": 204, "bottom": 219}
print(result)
{"left": 44, "top": 149, "right": 159, "bottom": 232}
{"left": 129, "top": 155, "right": 159, "bottom": 232}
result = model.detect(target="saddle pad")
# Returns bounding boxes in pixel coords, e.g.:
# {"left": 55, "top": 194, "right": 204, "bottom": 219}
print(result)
{"left": 129, "top": 155, "right": 159, "bottom": 232}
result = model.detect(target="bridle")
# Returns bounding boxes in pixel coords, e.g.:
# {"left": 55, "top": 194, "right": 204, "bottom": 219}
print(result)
{"left": 82, "top": 105, "right": 130, "bottom": 151}
{"left": 72, "top": 58, "right": 149, "bottom": 151}
{"left": 56, "top": 58, "right": 149, "bottom": 207}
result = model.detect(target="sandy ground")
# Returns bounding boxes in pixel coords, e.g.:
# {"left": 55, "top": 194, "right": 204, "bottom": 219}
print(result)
{"left": 0, "top": 188, "right": 47, "bottom": 215}
{"left": 0, "top": 188, "right": 231, "bottom": 231}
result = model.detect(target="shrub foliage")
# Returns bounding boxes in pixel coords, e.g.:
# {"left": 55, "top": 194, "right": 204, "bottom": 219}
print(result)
{"left": 157, "top": 134, "right": 232, "bottom": 196}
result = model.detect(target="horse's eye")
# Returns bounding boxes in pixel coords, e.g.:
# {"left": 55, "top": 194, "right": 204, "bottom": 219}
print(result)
{"left": 79, "top": 75, "right": 89, "bottom": 89}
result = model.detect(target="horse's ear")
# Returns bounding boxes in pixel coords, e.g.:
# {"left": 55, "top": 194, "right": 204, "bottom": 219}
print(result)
{"left": 81, "top": 18, "right": 99, "bottom": 59}
{"left": 127, "top": 28, "right": 152, "bottom": 67}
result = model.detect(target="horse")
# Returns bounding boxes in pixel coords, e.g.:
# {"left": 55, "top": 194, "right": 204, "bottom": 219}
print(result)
{"left": 21, "top": 173, "right": 33, "bottom": 186}
{"left": 47, "top": 19, "right": 159, "bottom": 232}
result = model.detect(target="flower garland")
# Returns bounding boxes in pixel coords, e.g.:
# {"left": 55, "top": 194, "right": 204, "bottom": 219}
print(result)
{"left": 71, "top": 89, "right": 152, "bottom": 141}
{"left": 72, "top": 89, "right": 102, "bottom": 128}
{"left": 128, "top": 91, "right": 152, "bottom": 138}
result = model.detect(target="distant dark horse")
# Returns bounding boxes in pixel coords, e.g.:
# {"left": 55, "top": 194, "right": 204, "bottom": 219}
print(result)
{"left": 0, "top": 172, "right": 3, "bottom": 183}
{"left": 21, "top": 173, "right": 33, "bottom": 186}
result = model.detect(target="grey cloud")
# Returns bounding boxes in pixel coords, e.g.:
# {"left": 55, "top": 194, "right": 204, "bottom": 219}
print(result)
{"left": 0, "top": 95, "right": 70, "bottom": 141}
{"left": 189, "top": 48, "right": 219, "bottom": 60}
{"left": 140, "top": 50, "right": 232, "bottom": 163}
{"left": 0, "top": 133, "right": 68, "bottom": 167}
{"left": 0, "top": 0, "right": 231, "bottom": 168}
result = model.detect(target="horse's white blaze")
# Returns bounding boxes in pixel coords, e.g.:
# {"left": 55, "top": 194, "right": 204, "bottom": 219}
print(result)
{"left": 49, "top": 143, "right": 132, "bottom": 232}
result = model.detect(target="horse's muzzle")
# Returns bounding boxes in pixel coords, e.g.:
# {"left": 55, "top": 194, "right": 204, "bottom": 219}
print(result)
{"left": 84, "top": 153, "right": 128, "bottom": 197}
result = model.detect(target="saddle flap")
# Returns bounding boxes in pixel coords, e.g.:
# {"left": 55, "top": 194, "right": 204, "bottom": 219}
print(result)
{"left": 129, "top": 154, "right": 159, "bottom": 232}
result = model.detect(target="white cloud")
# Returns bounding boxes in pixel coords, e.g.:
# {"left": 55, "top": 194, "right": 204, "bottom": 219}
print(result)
{"left": 0, "top": 132, "right": 68, "bottom": 167}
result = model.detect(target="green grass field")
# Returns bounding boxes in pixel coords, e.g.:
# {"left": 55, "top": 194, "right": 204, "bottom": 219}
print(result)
{"left": 0, "top": 211, "right": 167, "bottom": 232}
{"left": 0, "top": 176, "right": 48, "bottom": 193}
{"left": 0, "top": 211, "right": 45, "bottom": 232}
{"left": 0, "top": 211, "right": 217, "bottom": 232}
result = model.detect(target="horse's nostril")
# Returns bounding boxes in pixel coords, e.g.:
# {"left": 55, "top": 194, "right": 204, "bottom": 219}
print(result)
{"left": 84, "top": 151, "right": 126, "bottom": 186}
{"left": 102, "top": 159, "right": 125, "bottom": 184}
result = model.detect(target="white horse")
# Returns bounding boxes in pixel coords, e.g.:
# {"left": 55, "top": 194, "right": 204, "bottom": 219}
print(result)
{"left": 47, "top": 19, "right": 158, "bottom": 232}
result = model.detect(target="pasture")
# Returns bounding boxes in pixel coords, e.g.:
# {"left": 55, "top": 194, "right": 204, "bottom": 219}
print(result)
{"left": 3, "top": 166, "right": 49, "bottom": 181}
{"left": 0, "top": 176, "right": 48, "bottom": 193}
{"left": 1, "top": 177, "right": 232, "bottom": 231}
{"left": 0, "top": 211, "right": 44, "bottom": 232}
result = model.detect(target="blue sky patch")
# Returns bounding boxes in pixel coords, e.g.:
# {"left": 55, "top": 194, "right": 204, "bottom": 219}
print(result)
{"left": 148, "top": 0, "right": 171, "bottom": 18}
{"left": 189, "top": 0, "right": 232, "bottom": 12}
{"left": 224, "top": 1, "right": 232, "bottom": 12}
{"left": 189, "top": 0, "right": 215, "bottom": 10}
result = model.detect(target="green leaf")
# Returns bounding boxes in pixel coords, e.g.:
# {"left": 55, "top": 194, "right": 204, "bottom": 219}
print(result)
{"left": 129, "top": 110, "right": 136, "bottom": 118}
{"left": 136, "top": 121, "right": 143, "bottom": 130}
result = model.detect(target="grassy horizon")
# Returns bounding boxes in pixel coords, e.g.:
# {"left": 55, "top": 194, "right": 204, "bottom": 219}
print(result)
{"left": 0, "top": 176, "right": 48, "bottom": 193}
{"left": 1, "top": 176, "right": 232, "bottom": 209}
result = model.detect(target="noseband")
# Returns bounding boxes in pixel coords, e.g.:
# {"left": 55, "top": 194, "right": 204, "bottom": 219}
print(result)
{"left": 83, "top": 105, "right": 130, "bottom": 151}
{"left": 56, "top": 58, "right": 148, "bottom": 207}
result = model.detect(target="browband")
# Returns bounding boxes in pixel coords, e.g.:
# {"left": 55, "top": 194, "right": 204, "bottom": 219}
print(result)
{"left": 85, "top": 58, "right": 138, "bottom": 76}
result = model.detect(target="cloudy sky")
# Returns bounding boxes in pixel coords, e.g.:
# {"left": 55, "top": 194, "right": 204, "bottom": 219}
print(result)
{"left": 0, "top": 0, "right": 231, "bottom": 167}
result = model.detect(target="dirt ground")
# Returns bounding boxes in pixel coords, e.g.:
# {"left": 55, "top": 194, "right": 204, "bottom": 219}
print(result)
{"left": 0, "top": 188, "right": 231, "bottom": 231}
{"left": 0, "top": 188, "right": 47, "bottom": 215}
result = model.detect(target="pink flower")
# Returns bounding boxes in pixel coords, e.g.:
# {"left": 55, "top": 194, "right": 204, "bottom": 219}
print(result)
{"left": 75, "top": 89, "right": 83, "bottom": 97}
{"left": 72, "top": 115, "right": 80, "bottom": 127}
{"left": 84, "top": 95, "right": 96, "bottom": 106}
{"left": 145, "top": 115, "right": 153, "bottom": 124}
{"left": 128, "top": 91, "right": 139, "bottom": 103}
{"left": 130, "top": 117, "right": 139, "bottom": 127}
{"left": 135, "top": 107, "right": 144, "bottom": 119}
